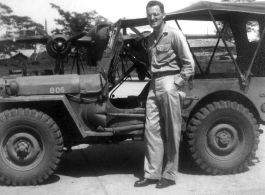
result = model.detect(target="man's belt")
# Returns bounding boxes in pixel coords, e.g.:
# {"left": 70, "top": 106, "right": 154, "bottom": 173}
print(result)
{"left": 152, "top": 70, "right": 180, "bottom": 78}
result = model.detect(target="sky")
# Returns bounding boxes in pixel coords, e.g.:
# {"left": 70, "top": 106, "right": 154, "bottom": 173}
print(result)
{"left": 0, "top": 0, "right": 263, "bottom": 35}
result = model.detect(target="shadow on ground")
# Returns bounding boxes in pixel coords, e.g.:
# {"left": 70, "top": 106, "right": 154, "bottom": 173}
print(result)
{"left": 56, "top": 140, "right": 207, "bottom": 180}
{"left": 0, "top": 139, "right": 253, "bottom": 186}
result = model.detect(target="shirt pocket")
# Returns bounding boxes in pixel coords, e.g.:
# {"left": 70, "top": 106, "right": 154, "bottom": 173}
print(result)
{"left": 155, "top": 44, "right": 172, "bottom": 63}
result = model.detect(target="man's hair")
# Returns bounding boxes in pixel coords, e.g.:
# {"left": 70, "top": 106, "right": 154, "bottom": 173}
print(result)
{"left": 146, "top": 1, "right": 165, "bottom": 14}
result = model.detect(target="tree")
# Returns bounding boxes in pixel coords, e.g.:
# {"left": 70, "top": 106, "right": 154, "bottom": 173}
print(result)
{"left": 7, "top": 16, "right": 43, "bottom": 37}
{"left": 216, "top": 0, "right": 257, "bottom": 42}
{"left": 1, "top": 3, "right": 43, "bottom": 38}
{"left": 50, "top": 3, "right": 108, "bottom": 36}
{"left": 0, "top": 3, "right": 14, "bottom": 55}
{"left": 0, "top": 3, "right": 44, "bottom": 55}
{"left": 0, "top": 3, "right": 12, "bottom": 33}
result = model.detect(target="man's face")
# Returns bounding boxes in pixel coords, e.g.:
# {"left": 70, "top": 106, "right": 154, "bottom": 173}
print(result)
{"left": 146, "top": 5, "right": 165, "bottom": 29}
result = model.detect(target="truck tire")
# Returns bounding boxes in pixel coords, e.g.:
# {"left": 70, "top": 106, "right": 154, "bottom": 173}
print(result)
{"left": 186, "top": 101, "right": 260, "bottom": 175}
{"left": 0, "top": 108, "right": 63, "bottom": 185}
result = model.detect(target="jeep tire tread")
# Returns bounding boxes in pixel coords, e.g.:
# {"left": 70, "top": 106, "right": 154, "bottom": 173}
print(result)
{"left": 0, "top": 108, "right": 63, "bottom": 186}
{"left": 186, "top": 101, "right": 260, "bottom": 175}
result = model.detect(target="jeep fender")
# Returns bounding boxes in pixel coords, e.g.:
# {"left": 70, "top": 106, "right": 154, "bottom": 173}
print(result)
{"left": 0, "top": 95, "right": 89, "bottom": 138}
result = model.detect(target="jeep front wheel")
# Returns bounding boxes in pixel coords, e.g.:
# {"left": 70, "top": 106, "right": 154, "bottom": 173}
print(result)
{"left": 186, "top": 101, "right": 260, "bottom": 175}
{"left": 0, "top": 109, "right": 63, "bottom": 185}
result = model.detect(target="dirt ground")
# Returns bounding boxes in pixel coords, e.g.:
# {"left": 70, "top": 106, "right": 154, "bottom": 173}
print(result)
{"left": 0, "top": 125, "right": 264, "bottom": 195}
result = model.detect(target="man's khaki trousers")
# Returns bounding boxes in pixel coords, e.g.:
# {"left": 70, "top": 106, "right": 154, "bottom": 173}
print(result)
{"left": 144, "top": 74, "right": 184, "bottom": 181}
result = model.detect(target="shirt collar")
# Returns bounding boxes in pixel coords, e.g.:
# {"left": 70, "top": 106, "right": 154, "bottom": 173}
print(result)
{"left": 162, "top": 23, "right": 170, "bottom": 34}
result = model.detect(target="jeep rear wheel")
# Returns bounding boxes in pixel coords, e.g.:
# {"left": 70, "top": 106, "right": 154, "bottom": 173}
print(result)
{"left": 0, "top": 109, "right": 63, "bottom": 185}
{"left": 186, "top": 101, "right": 260, "bottom": 175}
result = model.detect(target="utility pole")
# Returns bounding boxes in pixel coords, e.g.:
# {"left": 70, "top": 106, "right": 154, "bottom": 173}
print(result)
{"left": 45, "top": 19, "right": 47, "bottom": 33}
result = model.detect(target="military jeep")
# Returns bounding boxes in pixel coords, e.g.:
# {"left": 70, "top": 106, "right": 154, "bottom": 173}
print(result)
{"left": 0, "top": 1, "right": 264, "bottom": 185}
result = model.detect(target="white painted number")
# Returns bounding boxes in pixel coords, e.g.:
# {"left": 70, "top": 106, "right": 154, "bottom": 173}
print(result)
{"left": 50, "top": 87, "right": 65, "bottom": 94}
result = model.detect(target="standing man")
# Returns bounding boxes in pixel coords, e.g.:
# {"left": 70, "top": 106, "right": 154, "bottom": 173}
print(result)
{"left": 134, "top": 1, "right": 195, "bottom": 189}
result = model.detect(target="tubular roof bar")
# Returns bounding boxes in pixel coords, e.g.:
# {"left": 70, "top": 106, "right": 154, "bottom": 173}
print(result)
{"left": 205, "top": 22, "right": 228, "bottom": 74}
{"left": 208, "top": 10, "right": 245, "bottom": 82}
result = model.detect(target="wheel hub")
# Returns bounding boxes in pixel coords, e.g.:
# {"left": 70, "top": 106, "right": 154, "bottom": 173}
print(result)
{"left": 216, "top": 131, "right": 232, "bottom": 146}
{"left": 208, "top": 124, "right": 239, "bottom": 155}
{"left": 3, "top": 132, "right": 42, "bottom": 169}
{"left": 14, "top": 140, "right": 31, "bottom": 158}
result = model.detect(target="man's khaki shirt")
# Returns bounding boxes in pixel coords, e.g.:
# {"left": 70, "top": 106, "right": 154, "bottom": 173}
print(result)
{"left": 147, "top": 23, "right": 195, "bottom": 86}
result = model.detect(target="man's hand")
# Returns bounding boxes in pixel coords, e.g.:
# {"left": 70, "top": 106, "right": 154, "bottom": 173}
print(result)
{"left": 174, "top": 74, "right": 185, "bottom": 88}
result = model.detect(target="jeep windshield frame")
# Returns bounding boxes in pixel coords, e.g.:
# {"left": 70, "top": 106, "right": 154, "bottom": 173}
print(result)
{"left": 117, "top": 1, "right": 265, "bottom": 91}
{"left": 98, "top": 23, "right": 122, "bottom": 76}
